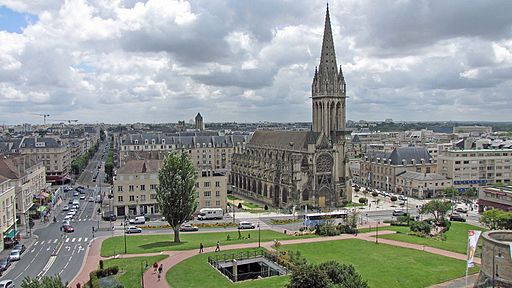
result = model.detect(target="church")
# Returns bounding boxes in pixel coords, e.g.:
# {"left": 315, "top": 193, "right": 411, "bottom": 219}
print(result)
{"left": 230, "top": 6, "right": 351, "bottom": 209}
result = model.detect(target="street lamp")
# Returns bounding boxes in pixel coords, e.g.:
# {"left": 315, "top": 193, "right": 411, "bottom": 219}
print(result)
{"left": 231, "top": 185, "right": 236, "bottom": 223}
{"left": 375, "top": 220, "right": 379, "bottom": 244}
{"left": 258, "top": 223, "right": 261, "bottom": 248}
{"left": 124, "top": 215, "right": 127, "bottom": 254}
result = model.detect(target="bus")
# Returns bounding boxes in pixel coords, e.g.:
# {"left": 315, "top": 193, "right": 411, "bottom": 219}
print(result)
{"left": 304, "top": 211, "right": 348, "bottom": 227}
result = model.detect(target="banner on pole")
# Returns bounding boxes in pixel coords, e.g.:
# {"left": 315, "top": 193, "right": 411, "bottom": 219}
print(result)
{"left": 467, "top": 230, "right": 482, "bottom": 268}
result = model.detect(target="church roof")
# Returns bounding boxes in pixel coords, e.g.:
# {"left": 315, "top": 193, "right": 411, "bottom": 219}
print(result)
{"left": 366, "top": 147, "right": 432, "bottom": 165}
{"left": 248, "top": 130, "right": 320, "bottom": 151}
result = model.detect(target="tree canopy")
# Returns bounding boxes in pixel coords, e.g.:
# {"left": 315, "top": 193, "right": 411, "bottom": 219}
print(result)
{"left": 22, "top": 276, "right": 67, "bottom": 288}
{"left": 420, "top": 200, "right": 451, "bottom": 222}
{"left": 480, "top": 209, "right": 512, "bottom": 230}
{"left": 156, "top": 151, "right": 197, "bottom": 243}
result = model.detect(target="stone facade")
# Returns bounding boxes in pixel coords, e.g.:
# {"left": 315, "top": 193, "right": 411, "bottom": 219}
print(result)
{"left": 230, "top": 6, "right": 351, "bottom": 209}
{"left": 112, "top": 159, "right": 227, "bottom": 217}
{"left": 476, "top": 231, "right": 512, "bottom": 287}
{"left": 0, "top": 176, "right": 16, "bottom": 253}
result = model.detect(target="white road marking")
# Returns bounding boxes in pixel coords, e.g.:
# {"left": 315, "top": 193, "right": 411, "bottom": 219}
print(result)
{"left": 71, "top": 238, "right": 76, "bottom": 242}
{"left": 46, "top": 246, "right": 51, "bottom": 251}
{"left": 34, "top": 241, "right": 39, "bottom": 246}
{"left": 65, "top": 238, "right": 70, "bottom": 243}
{"left": 39, "top": 240, "right": 45, "bottom": 245}
{"left": 38, "top": 255, "right": 57, "bottom": 277}
{"left": 78, "top": 237, "right": 82, "bottom": 242}
{"left": 84, "top": 237, "right": 88, "bottom": 242}
{"left": 53, "top": 239, "right": 58, "bottom": 244}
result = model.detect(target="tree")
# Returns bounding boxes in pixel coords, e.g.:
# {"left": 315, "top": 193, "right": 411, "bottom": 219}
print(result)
{"left": 420, "top": 200, "right": 451, "bottom": 223}
{"left": 22, "top": 276, "right": 67, "bottom": 288}
{"left": 358, "top": 197, "right": 368, "bottom": 204}
{"left": 390, "top": 195, "right": 398, "bottom": 202}
{"left": 288, "top": 261, "right": 368, "bottom": 288}
{"left": 481, "top": 209, "right": 512, "bottom": 230}
{"left": 156, "top": 152, "right": 197, "bottom": 243}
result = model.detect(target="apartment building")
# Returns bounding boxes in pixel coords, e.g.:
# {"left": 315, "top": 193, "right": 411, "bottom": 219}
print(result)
{"left": 361, "top": 147, "right": 436, "bottom": 193}
{"left": 18, "top": 137, "right": 71, "bottom": 184}
{"left": 396, "top": 171, "right": 452, "bottom": 199}
{"left": 0, "top": 156, "right": 47, "bottom": 229}
{"left": 119, "top": 133, "right": 248, "bottom": 171}
{"left": 437, "top": 149, "right": 512, "bottom": 191}
{"left": 478, "top": 185, "right": 512, "bottom": 212}
{"left": 112, "top": 159, "right": 227, "bottom": 217}
{"left": 0, "top": 176, "right": 16, "bottom": 252}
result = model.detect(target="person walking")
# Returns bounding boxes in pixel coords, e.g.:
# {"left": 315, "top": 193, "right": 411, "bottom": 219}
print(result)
{"left": 215, "top": 241, "right": 220, "bottom": 252}
{"left": 158, "top": 264, "right": 163, "bottom": 274}
{"left": 199, "top": 242, "right": 204, "bottom": 253}
{"left": 153, "top": 262, "right": 158, "bottom": 274}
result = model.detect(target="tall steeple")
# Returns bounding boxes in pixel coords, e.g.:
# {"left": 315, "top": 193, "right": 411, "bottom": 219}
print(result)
{"left": 312, "top": 4, "right": 347, "bottom": 136}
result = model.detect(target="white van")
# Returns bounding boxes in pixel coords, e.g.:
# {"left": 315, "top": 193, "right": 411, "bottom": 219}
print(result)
{"left": 129, "top": 216, "right": 145, "bottom": 224}
{"left": 197, "top": 208, "right": 223, "bottom": 220}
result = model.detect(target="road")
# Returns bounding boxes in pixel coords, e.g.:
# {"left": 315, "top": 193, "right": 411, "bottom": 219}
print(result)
{"left": 2, "top": 140, "right": 109, "bottom": 284}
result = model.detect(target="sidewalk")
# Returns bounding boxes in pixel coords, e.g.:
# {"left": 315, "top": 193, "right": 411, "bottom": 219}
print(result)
{"left": 70, "top": 229, "right": 477, "bottom": 288}
{"left": 0, "top": 215, "right": 54, "bottom": 259}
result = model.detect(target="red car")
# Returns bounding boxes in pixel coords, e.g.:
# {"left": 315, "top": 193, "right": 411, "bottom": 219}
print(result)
{"left": 63, "top": 224, "right": 75, "bottom": 233}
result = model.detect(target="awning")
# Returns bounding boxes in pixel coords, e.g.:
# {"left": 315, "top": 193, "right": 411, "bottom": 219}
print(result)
{"left": 4, "top": 228, "right": 15, "bottom": 239}
{"left": 37, "top": 205, "right": 47, "bottom": 212}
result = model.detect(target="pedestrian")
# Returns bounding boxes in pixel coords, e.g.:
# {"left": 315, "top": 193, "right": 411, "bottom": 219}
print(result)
{"left": 199, "top": 242, "right": 204, "bottom": 253}
{"left": 158, "top": 264, "right": 163, "bottom": 274}
{"left": 158, "top": 273, "right": 161, "bottom": 281}
{"left": 153, "top": 262, "right": 158, "bottom": 273}
{"left": 215, "top": 241, "right": 220, "bottom": 252}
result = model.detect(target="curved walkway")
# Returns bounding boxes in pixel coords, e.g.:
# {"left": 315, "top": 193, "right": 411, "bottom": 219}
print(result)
{"left": 69, "top": 230, "right": 478, "bottom": 288}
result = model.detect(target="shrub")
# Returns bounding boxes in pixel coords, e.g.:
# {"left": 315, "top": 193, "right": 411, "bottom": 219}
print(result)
{"left": 264, "top": 204, "right": 269, "bottom": 210}
{"left": 390, "top": 196, "right": 398, "bottom": 202}
{"left": 237, "top": 202, "right": 243, "bottom": 209}
{"left": 358, "top": 197, "right": 368, "bottom": 204}
{"left": 371, "top": 191, "right": 378, "bottom": 197}
{"left": 410, "top": 221, "right": 432, "bottom": 235}
{"left": 99, "top": 260, "right": 104, "bottom": 270}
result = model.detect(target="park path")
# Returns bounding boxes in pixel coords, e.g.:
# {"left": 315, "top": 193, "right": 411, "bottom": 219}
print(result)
{"left": 69, "top": 229, "right": 478, "bottom": 288}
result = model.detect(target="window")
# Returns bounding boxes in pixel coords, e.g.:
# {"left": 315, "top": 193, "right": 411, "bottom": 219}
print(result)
{"left": 141, "top": 195, "right": 146, "bottom": 201}
{"left": 118, "top": 186, "right": 123, "bottom": 192}
{"left": 195, "top": 183, "right": 199, "bottom": 188}
{"left": 215, "top": 181, "right": 220, "bottom": 187}
{"left": 150, "top": 184, "right": 157, "bottom": 190}
{"left": 205, "top": 200, "right": 210, "bottom": 207}
{"left": 140, "top": 185, "right": 145, "bottom": 191}
{"left": 129, "top": 195, "right": 135, "bottom": 201}
{"left": 118, "top": 196, "right": 123, "bottom": 202}
{"left": 204, "top": 191, "right": 211, "bottom": 197}
{"left": 129, "top": 185, "right": 134, "bottom": 191}
{"left": 216, "top": 191, "right": 220, "bottom": 197}
{"left": 216, "top": 200, "right": 220, "bottom": 206}
{"left": 204, "top": 182, "right": 210, "bottom": 187}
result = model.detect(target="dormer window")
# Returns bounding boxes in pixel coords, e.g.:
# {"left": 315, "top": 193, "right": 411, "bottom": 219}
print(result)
{"left": 162, "top": 139, "right": 165, "bottom": 144}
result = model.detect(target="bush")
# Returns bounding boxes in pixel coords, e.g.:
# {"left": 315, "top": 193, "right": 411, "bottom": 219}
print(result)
{"left": 99, "top": 260, "right": 104, "bottom": 270}
{"left": 237, "top": 202, "right": 243, "bottom": 209}
{"left": 264, "top": 204, "right": 268, "bottom": 211}
{"left": 410, "top": 221, "right": 432, "bottom": 235}
{"left": 390, "top": 196, "right": 398, "bottom": 202}
{"left": 371, "top": 191, "right": 379, "bottom": 197}
{"left": 358, "top": 197, "right": 368, "bottom": 204}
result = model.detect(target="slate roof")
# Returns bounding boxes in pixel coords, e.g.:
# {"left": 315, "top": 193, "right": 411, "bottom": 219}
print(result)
{"left": 117, "top": 160, "right": 163, "bottom": 174}
{"left": 248, "top": 130, "right": 320, "bottom": 151}
{"left": 366, "top": 147, "right": 432, "bottom": 165}
{"left": 20, "top": 137, "right": 63, "bottom": 149}
{"left": 121, "top": 133, "right": 249, "bottom": 148}
{"left": 396, "top": 171, "right": 448, "bottom": 181}
{"left": 0, "top": 158, "right": 19, "bottom": 179}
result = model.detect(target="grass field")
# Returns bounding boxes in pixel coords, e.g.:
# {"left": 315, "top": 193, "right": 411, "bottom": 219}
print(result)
{"left": 167, "top": 248, "right": 289, "bottom": 288}
{"left": 103, "top": 255, "right": 168, "bottom": 288}
{"left": 377, "top": 222, "right": 485, "bottom": 254}
{"left": 101, "top": 230, "right": 315, "bottom": 257}
{"left": 286, "top": 239, "right": 479, "bottom": 288}
{"left": 167, "top": 239, "right": 477, "bottom": 288}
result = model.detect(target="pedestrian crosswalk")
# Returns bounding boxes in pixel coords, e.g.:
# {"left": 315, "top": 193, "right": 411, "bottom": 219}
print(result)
{"left": 33, "top": 237, "right": 90, "bottom": 246}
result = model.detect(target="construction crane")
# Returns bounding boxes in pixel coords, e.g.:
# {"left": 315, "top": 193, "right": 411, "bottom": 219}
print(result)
{"left": 33, "top": 113, "right": 50, "bottom": 124}
{"left": 47, "top": 119, "right": 78, "bottom": 124}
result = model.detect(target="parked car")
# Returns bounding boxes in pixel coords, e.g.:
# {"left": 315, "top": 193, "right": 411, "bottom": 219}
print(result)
{"left": 73, "top": 191, "right": 79, "bottom": 197}
{"left": 0, "top": 279, "right": 14, "bottom": 288}
{"left": 64, "top": 215, "right": 73, "bottom": 221}
{"left": 238, "top": 221, "right": 256, "bottom": 229}
{"left": 179, "top": 224, "right": 199, "bottom": 232}
{"left": 129, "top": 216, "right": 145, "bottom": 225}
{"left": 67, "top": 211, "right": 76, "bottom": 217}
{"left": 88, "top": 196, "right": 95, "bottom": 202}
{"left": 392, "top": 209, "right": 407, "bottom": 216}
{"left": 399, "top": 195, "right": 408, "bottom": 201}
{"left": 13, "top": 244, "right": 26, "bottom": 255}
{"left": 79, "top": 195, "right": 86, "bottom": 200}
{"left": 63, "top": 224, "right": 75, "bottom": 233}
{"left": 62, "top": 205, "right": 70, "bottom": 211}
{"left": 8, "top": 250, "right": 20, "bottom": 261}
{"left": 449, "top": 213, "right": 466, "bottom": 222}
{"left": 3, "top": 238, "right": 18, "bottom": 249}
{"left": 0, "top": 258, "right": 11, "bottom": 272}
{"left": 125, "top": 226, "right": 142, "bottom": 234}
{"left": 68, "top": 199, "right": 74, "bottom": 205}
{"left": 102, "top": 212, "right": 117, "bottom": 221}
{"left": 455, "top": 206, "right": 468, "bottom": 213}
{"left": 62, "top": 220, "right": 71, "bottom": 226}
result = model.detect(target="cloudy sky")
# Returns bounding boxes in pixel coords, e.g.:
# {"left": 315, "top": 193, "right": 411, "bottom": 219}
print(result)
{"left": 0, "top": 0, "right": 511, "bottom": 125}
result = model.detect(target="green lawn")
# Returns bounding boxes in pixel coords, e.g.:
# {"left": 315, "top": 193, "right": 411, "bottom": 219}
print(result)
{"left": 167, "top": 248, "right": 289, "bottom": 288}
{"left": 378, "top": 222, "right": 485, "bottom": 254}
{"left": 243, "top": 202, "right": 262, "bottom": 209}
{"left": 103, "top": 255, "right": 168, "bottom": 288}
{"left": 286, "top": 239, "right": 478, "bottom": 288}
{"left": 101, "top": 230, "right": 315, "bottom": 257}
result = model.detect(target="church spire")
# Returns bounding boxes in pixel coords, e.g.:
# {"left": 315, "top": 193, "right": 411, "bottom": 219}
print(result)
{"left": 318, "top": 3, "right": 337, "bottom": 76}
